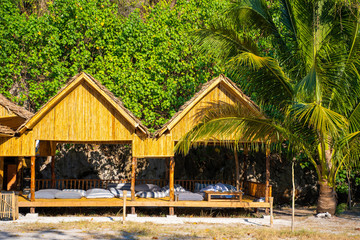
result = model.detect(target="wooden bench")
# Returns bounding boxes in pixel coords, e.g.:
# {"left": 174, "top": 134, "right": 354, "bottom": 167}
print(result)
{"left": 204, "top": 191, "right": 243, "bottom": 202}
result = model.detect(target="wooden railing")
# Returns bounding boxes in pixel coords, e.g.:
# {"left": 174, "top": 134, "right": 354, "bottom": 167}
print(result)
{"left": 243, "top": 181, "right": 272, "bottom": 198}
{"left": 35, "top": 179, "right": 271, "bottom": 199}
{"left": 36, "top": 179, "right": 128, "bottom": 190}
{"left": 136, "top": 179, "right": 166, "bottom": 187}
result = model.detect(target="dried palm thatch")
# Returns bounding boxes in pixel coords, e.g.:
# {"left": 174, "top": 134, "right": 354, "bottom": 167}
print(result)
{"left": 0, "top": 94, "right": 33, "bottom": 120}
{"left": 0, "top": 124, "right": 15, "bottom": 136}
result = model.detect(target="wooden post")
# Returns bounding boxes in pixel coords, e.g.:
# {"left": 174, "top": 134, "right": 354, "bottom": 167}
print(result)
{"left": 291, "top": 160, "right": 295, "bottom": 232}
{"left": 131, "top": 157, "right": 137, "bottom": 214}
{"left": 270, "top": 197, "right": 274, "bottom": 227}
{"left": 30, "top": 156, "right": 35, "bottom": 213}
{"left": 0, "top": 157, "right": 4, "bottom": 190}
{"left": 169, "top": 156, "right": 175, "bottom": 215}
{"left": 30, "top": 156, "right": 35, "bottom": 202}
{"left": 265, "top": 144, "right": 270, "bottom": 215}
{"left": 265, "top": 145, "right": 270, "bottom": 203}
{"left": 12, "top": 192, "right": 15, "bottom": 221}
{"left": 123, "top": 190, "right": 127, "bottom": 224}
{"left": 51, "top": 156, "right": 55, "bottom": 188}
{"left": 241, "top": 145, "right": 248, "bottom": 189}
{"left": 234, "top": 147, "right": 240, "bottom": 191}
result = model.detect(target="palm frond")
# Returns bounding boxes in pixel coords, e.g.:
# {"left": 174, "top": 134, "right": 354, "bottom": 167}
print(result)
{"left": 228, "top": 0, "right": 293, "bottom": 65}
{"left": 193, "top": 19, "right": 260, "bottom": 62}
{"left": 294, "top": 65, "right": 321, "bottom": 102}
{"left": 228, "top": 55, "right": 293, "bottom": 109}
{"left": 228, "top": 0, "right": 279, "bottom": 38}
{"left": 290, "top": 102, "right": 348, "bottom": 137}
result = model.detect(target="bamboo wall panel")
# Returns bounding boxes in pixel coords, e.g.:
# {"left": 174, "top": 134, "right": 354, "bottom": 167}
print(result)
{"left": 133, "top": 135, "right": 173, "bottom": 158}
{"left": 0, "top": 132, "right": 35, "bottom": 157}
{"left": 171, "top": 85, "right": 238, "bottom": 140}
{"left": 133, "top": 83, "right": 242, "bottom": 157}
{"left": 32, "top": 82, "right": 135, "bottom": 142}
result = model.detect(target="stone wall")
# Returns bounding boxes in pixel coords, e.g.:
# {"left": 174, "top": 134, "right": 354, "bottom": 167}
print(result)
{"left": 37, "top": 144, "right": 167, "bottom": 180}
{"left": 37, "top": 144, "right": 318, "bottom": 205}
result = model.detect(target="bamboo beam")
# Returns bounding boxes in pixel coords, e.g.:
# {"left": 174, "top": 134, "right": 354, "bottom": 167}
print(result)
{"left": 234, "top": 148, "right": 240, "bottom": 191}
{"left": 0, "top": 157, "right": 4, "bottom": 190}
{"left": 30, "top": 156, "right": 35, "bottom": 202}
{"left": 131, "top": 157, "right": 137, "bottom": 214}
{"left": 51, "top": 156, "right": 55, "bottom": 188}
{"left": 169, "top": 157, "right": 175, "bottom": 215}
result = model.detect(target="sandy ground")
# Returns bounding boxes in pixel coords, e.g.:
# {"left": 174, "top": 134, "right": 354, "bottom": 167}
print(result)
{"left": 0, "top": 207, "right": 359, "bottom": 239}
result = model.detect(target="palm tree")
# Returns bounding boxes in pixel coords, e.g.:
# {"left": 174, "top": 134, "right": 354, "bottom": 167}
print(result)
{"left": 176, "top": 0, "right": 360, "bottom": 214}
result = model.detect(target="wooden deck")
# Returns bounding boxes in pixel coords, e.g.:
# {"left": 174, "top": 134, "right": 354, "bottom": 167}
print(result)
{"left": 18, "top": 195, "right": 271, "bottom": 208}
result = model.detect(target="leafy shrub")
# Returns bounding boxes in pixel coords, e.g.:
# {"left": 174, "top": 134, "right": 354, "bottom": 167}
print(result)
{"left": 0, "top": 0, "right": 227, "bottom": 129}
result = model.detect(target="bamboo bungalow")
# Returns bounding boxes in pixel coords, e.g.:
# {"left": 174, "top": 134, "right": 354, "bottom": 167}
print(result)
{"left": 0, "top": 73, "right": 273, "bottom": 217}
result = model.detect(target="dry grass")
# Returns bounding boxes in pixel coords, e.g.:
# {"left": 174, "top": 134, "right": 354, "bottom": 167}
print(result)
{"left": 22, "top": 207, "right": 256, "bottom": 218}
{"left": 3, "top": 221, "right": 359, "bottom": 240}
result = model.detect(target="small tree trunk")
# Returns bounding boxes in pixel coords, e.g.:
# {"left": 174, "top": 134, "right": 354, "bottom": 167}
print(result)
{"left": 317, "top": 181, "right": 337, "bottom": 215}
{"left": 291, "top": 160, "right": 295, "bottom": 232}
{"left": 346, "top": 170, "right": 352, "bottom": 209}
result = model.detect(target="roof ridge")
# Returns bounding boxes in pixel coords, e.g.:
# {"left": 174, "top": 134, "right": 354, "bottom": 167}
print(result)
{"left": 0, "top": 94, "right": 34, "bottom": 120}
{"left": 153, "top": 74, "right": 260, "bottom": 137}
{"left": 17, "top": 72, "right": 150, "bottom": 136}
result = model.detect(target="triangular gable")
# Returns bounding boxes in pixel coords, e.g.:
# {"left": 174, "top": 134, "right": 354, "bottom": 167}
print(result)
{"left": 17, "top": 72, "right": 149, "bottom": 136}
{"left": 154, "top": 74, "right": 262, "bottom": 137}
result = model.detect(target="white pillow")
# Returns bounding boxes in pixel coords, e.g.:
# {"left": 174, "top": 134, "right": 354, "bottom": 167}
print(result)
{"left": 62, "top": 189, "right": 86, "bottom": 197}
{"left": 85, "top": 188, "right": 114, "bottom": 198}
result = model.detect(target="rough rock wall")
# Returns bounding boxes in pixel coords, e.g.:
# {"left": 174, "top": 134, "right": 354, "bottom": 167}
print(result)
{"left": 38, "top": 144, "right": 166, "bottom": 180}
{"left": 175, "top": 146, "right": 318, "bottom": 205}
{"left": 245, "top": 152, "right": 318, "bottom": 205}
{"left": 37, "top": 144, "right": 318, "bottom": 205}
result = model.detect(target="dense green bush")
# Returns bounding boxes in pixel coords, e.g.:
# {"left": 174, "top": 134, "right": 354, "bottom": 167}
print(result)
{"left": 0, "top": 0, "right": 226, "bottom": 130}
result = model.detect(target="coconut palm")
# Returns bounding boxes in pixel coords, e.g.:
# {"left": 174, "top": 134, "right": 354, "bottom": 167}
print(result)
{"left": 175, "top": 0, "right": 360, "bottom": 214}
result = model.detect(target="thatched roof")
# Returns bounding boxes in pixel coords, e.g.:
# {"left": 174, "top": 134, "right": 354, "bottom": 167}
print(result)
{"left": 17, "top": 72, "right": 150, "bottom": 136}
{"left": 154, "top": 74, "right": 261, "bottom": 137}
{"left": 0, "top": 124, "right": 15, "bottom": 136}
{"left": 0, "top": 94, "right": 34, "bottom": 120}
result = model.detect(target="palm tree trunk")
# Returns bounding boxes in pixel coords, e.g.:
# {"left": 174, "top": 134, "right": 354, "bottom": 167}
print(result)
{"left": 317, "top": 181, "right": 337, "bottom": 215}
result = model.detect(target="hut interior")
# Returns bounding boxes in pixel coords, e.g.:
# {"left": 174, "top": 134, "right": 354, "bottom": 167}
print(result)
{"left": 0, "top": 73, "right": 273, "bottom": 216}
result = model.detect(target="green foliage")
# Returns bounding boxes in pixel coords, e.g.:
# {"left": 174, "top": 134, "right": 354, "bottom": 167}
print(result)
{"left": 336, "top": 168, "right": 360, "bottom": 194}
{"left": 0, "top": 0, "right": 226, "bottom": 130}
{"left": 176, "top": 0, "right": 360, "bottom": 190}
{"left": 335, "top": 202, "right": 348, "bottom": 215}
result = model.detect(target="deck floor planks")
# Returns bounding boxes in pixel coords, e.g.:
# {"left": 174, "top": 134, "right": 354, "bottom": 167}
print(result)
{"left": 17, "top": 195, "right": 269, "bottom": 208}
